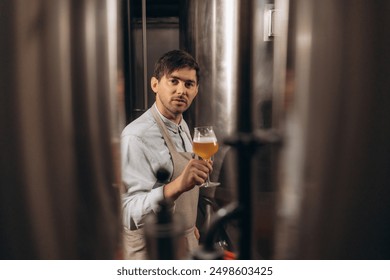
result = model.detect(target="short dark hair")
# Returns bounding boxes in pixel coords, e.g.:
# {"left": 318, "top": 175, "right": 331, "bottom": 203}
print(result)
{"left": 152, "top": 50, "right": 200, "bottom": 84}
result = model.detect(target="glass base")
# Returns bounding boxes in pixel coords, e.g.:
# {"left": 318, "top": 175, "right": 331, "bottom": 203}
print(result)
{"left": 201, "top": 181, "right": 221, "bottom": 188}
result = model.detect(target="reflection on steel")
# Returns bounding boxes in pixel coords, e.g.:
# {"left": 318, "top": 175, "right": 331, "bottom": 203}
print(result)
{"left": 185, "top": 0, "right": 239, "bottom": 184}
{"left": 184, "top": 0, "right": 275, "bottom": 188}
{"left": 0, "top": 0, "right": 122, "bottom": 259}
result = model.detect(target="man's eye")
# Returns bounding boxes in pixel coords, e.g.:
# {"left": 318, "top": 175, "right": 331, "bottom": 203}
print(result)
{"left": 169, "top": 79, "right": 178, "bottom": 85}
{"left": 185, "top": 82, "right": 194, "bottom": 88}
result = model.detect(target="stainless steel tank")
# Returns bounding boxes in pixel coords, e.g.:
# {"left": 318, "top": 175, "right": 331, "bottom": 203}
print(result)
{"left": 273, "top": 0, "right": 390, "bottom": 259}
{"left": 183, "top": 0, "right": 276, "bottom": 259}
{"left": 0, "top": 0, "right": 122, "bottom": 259}
{"left": 184, "top": 0, "right": 275, "bottom": 196}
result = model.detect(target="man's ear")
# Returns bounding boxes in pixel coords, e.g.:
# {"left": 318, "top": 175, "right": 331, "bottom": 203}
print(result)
{"left": 151, "top": 77, "right": 159, "bottom": 93}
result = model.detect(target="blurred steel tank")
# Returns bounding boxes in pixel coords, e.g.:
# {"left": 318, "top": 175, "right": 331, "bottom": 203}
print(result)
{"left": 182, "top": 0, "right": 277, "bottom": 259}
{"left": 183, "top": 0, "right": 275, "bottom": 198}
{"left": 273, "top": 0, "right": 390, "bottom": 259}
{"left": 0, "top": 0, "right": 122, "bottom": 259}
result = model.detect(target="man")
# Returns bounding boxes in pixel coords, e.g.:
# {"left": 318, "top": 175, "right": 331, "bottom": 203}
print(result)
{"left": 121, "top": 50, "right": 212, "bottom": 259}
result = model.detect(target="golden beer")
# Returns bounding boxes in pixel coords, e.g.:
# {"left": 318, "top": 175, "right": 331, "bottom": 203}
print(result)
{"left": 193, "top": 139, "right": 219, "bottom": 160}
{"left": 193, "top": 126, "right": 221, "bottom": 187}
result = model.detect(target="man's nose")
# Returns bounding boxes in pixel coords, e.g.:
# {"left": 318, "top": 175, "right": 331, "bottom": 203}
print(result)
{"left": 176, "top": 81, "right": 187, "bottom": 94}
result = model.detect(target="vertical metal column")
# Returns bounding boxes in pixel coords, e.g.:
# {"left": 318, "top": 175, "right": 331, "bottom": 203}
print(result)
{"left": 141, "top": 0, "right": 148, "bottom": 109}
{"left": 234, "top": 0, "right": 255, "bottom": 260}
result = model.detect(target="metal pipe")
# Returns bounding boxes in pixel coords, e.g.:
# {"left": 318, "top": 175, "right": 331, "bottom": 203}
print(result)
{"left": 141, "top": 0, "right": 148, "bottom": 109}
{"left": 202, "top": 203, "right": 239, "bottom": 252}
{"left": 231, "top": 0, "right": 256, "bottom": 260}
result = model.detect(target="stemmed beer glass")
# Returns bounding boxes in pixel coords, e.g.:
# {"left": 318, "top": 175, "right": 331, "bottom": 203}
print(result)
{"left": 192, "top": 126, "right": 220, "bottom": 187}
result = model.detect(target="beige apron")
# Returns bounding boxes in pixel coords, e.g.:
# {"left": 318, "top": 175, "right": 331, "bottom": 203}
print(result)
{"left": 123, "top": 107, "right": 199, "bottom": 259}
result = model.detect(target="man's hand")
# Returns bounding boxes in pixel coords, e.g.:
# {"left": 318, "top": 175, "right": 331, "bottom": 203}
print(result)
{"left": 163, "top": 159, "right": 212, "bottom": 200}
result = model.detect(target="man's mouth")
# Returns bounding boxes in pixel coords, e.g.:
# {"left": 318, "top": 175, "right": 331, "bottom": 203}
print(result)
{"left": 172, "top": 98, "right": 187, "bottom": 105}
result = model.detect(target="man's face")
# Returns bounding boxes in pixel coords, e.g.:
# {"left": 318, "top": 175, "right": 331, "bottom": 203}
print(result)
{"left": 152, "top": 67, "right": 199, "bottom": 122}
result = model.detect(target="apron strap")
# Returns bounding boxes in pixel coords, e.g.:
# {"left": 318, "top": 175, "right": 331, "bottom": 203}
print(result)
{"left": 151, "top": 105, "right": 180, "bottom": 154}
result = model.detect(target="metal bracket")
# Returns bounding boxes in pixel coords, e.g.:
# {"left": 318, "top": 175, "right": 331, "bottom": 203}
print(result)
{"left": 264, "top": 4, "right": 276, "bottom": 41}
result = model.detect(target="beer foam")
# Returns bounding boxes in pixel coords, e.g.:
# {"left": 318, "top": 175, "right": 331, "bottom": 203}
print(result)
{"left": 193, "top": 137, "right": 217, "bottom": 143}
